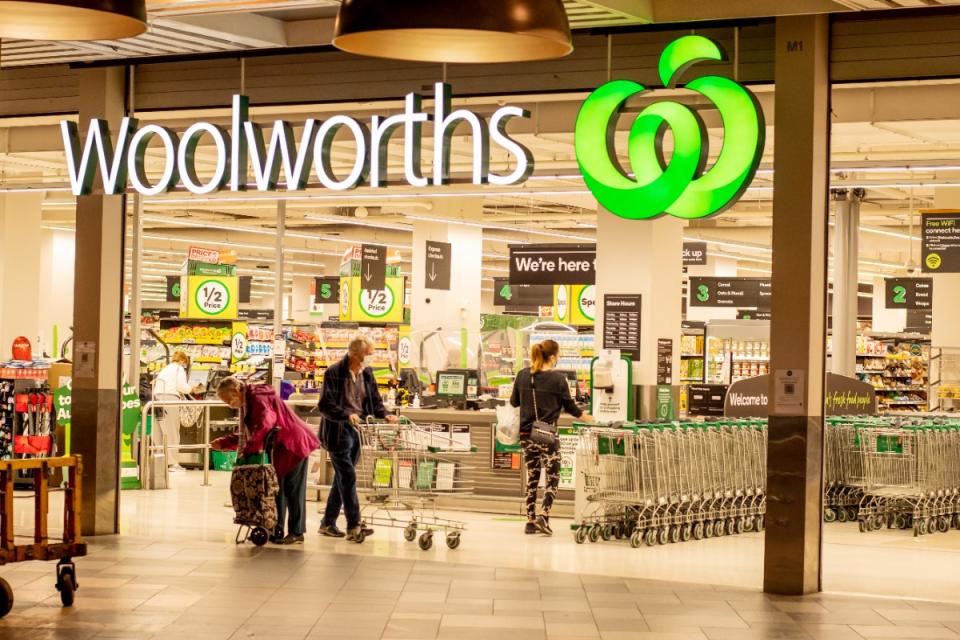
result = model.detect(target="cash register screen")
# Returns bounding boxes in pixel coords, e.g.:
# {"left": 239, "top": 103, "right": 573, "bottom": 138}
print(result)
{"left": 436, "top": 372, "right": 467, "bottom": 399}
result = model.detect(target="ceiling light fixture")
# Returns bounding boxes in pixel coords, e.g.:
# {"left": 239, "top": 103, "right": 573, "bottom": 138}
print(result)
{"left": 0, "top": 0, "right": 146, "bottom": 40}
{"left": 332, "top": 0, "right": 573, "bottom": 64}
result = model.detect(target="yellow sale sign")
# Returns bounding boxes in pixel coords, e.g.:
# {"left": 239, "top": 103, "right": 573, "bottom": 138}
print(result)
{"left": 339, "top": 276, "right": 403, "bottom": 324}
{"left": 181, "top": 275, "right": 239, "bottom": 320}
{"left": 553, "top": 284, "right": 595, "bottom": 326}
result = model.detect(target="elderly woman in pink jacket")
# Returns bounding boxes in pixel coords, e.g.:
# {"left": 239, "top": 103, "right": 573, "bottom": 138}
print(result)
{"left": 212, "top": 377, "right": 319, "bottom": 545}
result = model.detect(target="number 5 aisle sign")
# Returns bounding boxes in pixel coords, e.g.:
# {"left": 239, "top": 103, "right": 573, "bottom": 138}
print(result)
{"left": 181, "top": 275, "right": 239, "bottom": 320}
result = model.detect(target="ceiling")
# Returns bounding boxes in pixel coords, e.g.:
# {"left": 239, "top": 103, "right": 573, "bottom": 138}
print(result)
{"left": 1, "top": 0, "right": 957, "bottom": 68}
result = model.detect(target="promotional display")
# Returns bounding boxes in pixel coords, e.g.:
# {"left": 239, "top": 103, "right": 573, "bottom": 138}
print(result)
{"left": 922, "top": 211, "right": 960, "bottom": 272}
{"left": 509, "top": 244, "right": 596, "bottom": 285}
{"left": 339, "top": 276, "right": 404, "bottom": 324}
{"left": 553, "top": 285, "right": 596, "bottom": 326}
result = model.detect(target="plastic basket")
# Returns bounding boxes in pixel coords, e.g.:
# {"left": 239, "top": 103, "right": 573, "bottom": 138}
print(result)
{"left": 211, "top": 450, "right": 238, "bottom": 471}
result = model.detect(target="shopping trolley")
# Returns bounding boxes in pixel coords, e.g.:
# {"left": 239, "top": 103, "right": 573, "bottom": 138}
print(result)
{"left": 574, "top": 420, "right": 767, "bottom": 548}
{"left": 354, "top": 417, "right": 474, "bottom": 550}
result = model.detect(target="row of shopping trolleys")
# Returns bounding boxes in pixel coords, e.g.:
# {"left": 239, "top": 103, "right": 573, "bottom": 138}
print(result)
{"left": 824, "top": 415, "right": 960, "bottom": 537}
{"left": 574, "top": 420, "right": 767, "bottom": 547}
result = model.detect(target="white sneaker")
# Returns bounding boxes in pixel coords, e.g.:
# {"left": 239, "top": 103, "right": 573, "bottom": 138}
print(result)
{"left": 168, "top": 465, "right": 186, "bottom": 472}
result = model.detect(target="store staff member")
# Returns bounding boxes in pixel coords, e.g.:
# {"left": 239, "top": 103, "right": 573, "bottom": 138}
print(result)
{"left": 318, "top": 336, "right": 397, "bottom": 542}
{"left": 153, "top": 351, "right": 203, "bottom": 471}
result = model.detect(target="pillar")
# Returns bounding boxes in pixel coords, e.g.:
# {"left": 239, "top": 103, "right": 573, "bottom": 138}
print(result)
{"left": 72, "top": 66, "right": 126, "bottom": 536}
{"left": 594, "top": 208, "right": 683, "bottom": 418}
{"left": 764, "top": 14, "right": 830, "bottom": 595}
{"left": 830, "top": 189, "right": 860, "bottom": 376}
{"left": 410, "top": 199, "right": 483, "bottom": 371}
{"left": 0, "top": 192, "right": 44, "bottom": 356}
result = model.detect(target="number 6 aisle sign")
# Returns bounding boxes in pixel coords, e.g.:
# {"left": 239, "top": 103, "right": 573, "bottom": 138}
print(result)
{"left": 182, "top": 275, "right": 239, "bottom": 320}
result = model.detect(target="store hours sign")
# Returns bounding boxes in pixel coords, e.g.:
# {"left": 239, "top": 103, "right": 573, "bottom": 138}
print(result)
{"left": 60, "top": 83, "right": 533, "bottom": 197}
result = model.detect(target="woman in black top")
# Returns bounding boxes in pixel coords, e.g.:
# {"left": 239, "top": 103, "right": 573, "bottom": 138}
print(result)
{"left": 510, "top": 339, "right": 594, "bottom": 535}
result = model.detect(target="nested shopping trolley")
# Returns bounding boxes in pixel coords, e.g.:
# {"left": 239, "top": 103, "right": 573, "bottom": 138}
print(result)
{"left": 854, "top": 422, "right": 960, "bottom": 536}
{"left": 575, "top": 420, "right": 766, "bottom": 548}
{"left": 354, "top": 417, "right": 474, "bottom": 550}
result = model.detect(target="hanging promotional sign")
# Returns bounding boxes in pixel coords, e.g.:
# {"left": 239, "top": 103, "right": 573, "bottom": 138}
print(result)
{"left": 575, "top": 35, "right": 765, "bottom": 221}
{"left": 509, "top": 244, "right": 596, "bottom": 285}
{"left": 682, "top": 242, "right": 708, "bottom": 266}
{"left": 61, "top": 83, "right": 533, "bottom": 197}
{"left": 181, "top": 275, "right": 239, "bottom": 320}
{"left": 922, "top": 211, "right": 960, "bottom": 273}
{"left": 553, "top": 284, "right": 595, "bottom": 326}
{"left": 339, "top": 276, "right": 404, "bottom": 324}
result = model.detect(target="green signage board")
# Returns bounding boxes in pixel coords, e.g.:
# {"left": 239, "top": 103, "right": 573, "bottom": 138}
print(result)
{"left": 656, "top": 385, "right": 675, "bottom": 421}
{"left": 120, "top": 383, "right": 142, "bottom": 490}
{"left": 575, "top": 35, "right": 764, "bottom": 221}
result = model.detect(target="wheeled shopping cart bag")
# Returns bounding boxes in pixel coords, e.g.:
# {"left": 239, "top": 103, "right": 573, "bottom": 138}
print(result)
{"left": 230, "top": 460, "right": 279, "bottom": 545}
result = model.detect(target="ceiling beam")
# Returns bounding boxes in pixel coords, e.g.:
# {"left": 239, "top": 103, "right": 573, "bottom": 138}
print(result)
{"left": 651, "top": 0, "right": 848, "bottom": 22}
{"left": 155, "top": 13, "right": 288, "bottom": 49}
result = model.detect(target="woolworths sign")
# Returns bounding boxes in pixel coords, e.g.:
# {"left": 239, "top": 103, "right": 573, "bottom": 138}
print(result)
{"left": 61, "top": 83, "right": 533, "bottom": 197}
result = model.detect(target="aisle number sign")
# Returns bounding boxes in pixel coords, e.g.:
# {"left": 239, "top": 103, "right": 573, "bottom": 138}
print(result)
{"left": 339, "top": 276, "right": 404, "bottom": 323}
{"left": 181, "top": 275, "right": 239, "bottom": 320}
{"left": 553, "top": 285, "right": 596, "bottom": 326}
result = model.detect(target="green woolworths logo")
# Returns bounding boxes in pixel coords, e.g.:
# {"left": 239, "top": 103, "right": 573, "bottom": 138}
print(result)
{"left": 575, "top": 35, "right": 765, "bottom": 220}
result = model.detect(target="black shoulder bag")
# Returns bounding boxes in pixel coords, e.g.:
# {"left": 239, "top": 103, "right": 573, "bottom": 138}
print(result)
{"left": 529, "top": 373, "right": 558, "bottom": 447}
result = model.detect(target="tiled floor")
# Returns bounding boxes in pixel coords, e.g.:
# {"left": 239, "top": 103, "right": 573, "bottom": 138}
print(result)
{"left": 3, "top": 471, "right": 960, "bottom": 639}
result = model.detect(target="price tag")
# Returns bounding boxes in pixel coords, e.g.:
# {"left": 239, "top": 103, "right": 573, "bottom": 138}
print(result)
{"left": 195, "top": 280, "right": 230, "bottom": 316}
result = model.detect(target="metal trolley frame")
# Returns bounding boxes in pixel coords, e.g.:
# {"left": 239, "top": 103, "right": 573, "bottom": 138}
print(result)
{"left": 0, "top": 455, "right": 87, "bottom": 618}
{"left": 354, "top": 417, "right": 474, "bottom": 551}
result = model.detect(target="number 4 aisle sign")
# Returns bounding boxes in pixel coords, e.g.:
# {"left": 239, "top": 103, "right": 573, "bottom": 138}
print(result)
{"left": 181, "top": 275, "right": 239, "bottom": 320}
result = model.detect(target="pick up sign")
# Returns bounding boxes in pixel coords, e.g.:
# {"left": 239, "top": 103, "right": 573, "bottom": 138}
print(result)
{"left": 509, "top": 244, "right": 596, "bottom": 285}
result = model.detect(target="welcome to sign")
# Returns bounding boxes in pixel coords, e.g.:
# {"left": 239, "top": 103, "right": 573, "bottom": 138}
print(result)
{"left": 61, "top": 83, "right": 533, "bottom": 197}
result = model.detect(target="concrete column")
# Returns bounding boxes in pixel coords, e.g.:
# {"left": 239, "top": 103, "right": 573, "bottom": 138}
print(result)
{"left": 830, "top": 190, "right": 860, "bottom": 376}
{"left": 410, "top": 198, "right": 483, "bottom": 370}
{"left": 0, "top": 192, "right": 44, "bottom": 356}
{"left": 764, "top": 14, "right": 830, "bottom": 596}
{"left": 72, "top": 66, "right": 126, "bottom": 536}
{"left": 594, "top": 207, "right": 683, "bottom": 418}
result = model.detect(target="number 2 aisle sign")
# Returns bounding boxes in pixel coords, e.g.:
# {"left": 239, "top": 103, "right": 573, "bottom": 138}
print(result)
{"left": 182, "top": 275, "right": 239, "bottom": 320}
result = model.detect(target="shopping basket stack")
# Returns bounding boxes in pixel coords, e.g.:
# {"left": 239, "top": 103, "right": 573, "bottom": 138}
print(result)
{"left": 575, "top": 420, "right": 766, "bottom": 548}
{"left": 354, "top": 417, "right": 474, "bottom": 550}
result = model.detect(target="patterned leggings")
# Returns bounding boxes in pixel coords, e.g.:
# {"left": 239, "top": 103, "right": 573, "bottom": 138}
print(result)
{"left": 521, "top": 439, "right": 561, "bottom": 520}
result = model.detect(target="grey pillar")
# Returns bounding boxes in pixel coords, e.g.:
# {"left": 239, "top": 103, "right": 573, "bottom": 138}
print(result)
{"left": 764, "top": 15, "right": 830, "bottom": 596}
{"left": 72, "top": 69, "right": 127, "bottom": 536}
{"left": 830, "top": 189, "right": 861, "bottom": 377}
{"left": 128, "top": 194, "right": 143, "bottom": 388}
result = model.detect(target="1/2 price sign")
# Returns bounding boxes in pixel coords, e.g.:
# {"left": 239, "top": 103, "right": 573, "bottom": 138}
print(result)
{"left": 181, "top": 275, "right": 239, "bottom": 320}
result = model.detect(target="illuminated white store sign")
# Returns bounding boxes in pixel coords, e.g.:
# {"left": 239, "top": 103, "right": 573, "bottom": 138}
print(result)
{"left": 60, "top": 82, "right": 533, "bottom": 197}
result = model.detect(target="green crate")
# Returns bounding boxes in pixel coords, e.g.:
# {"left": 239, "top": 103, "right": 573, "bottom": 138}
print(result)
{"left": 211, "top": 450, "right": 237, "bottom": 471}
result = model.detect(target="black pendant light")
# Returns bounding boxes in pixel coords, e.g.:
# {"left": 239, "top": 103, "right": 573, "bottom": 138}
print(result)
{"left": 333, "top": 0, "right": 573, "bottom": 64}
{"left": 0, "top": 0, "right": 147, "bottom": 41}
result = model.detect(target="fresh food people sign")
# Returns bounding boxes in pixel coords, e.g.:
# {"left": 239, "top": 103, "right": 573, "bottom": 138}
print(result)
{"left": 61, "top": 83, "right": 533, "bottom": 197}
{"left": 574, "top": 35, "right": 765, "bottom": 220}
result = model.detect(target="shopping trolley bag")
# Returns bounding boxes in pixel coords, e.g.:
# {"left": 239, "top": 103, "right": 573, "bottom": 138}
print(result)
{"left": 229, "top": 432, "right": 279, "bottom": 547}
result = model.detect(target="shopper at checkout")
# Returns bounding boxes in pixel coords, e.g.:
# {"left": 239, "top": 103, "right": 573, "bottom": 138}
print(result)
{"left": 211, "top": 377, "right": 319, "bottom": 545}
{"left": 510, "top": 339, "right": 594, "bottom": 536}
{"left": 152, "top": 351, "right": 204, "bottom": 472}
{"left": 318, "top": 336, "right": 398, "bottom": 542}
